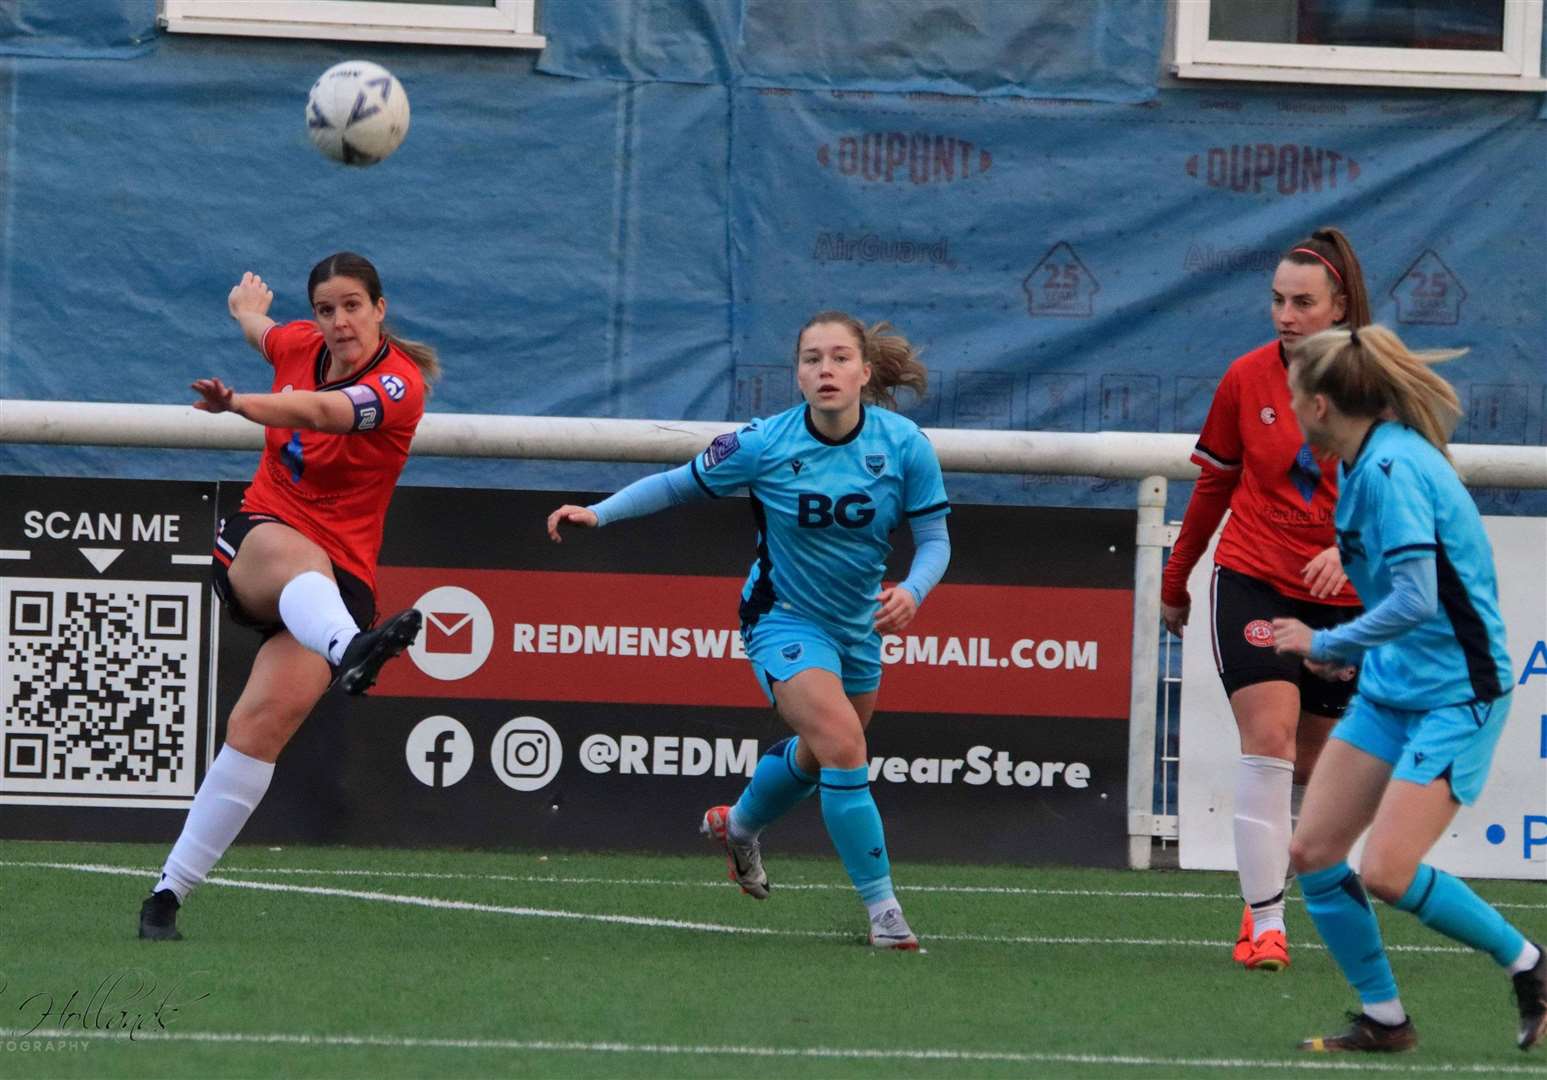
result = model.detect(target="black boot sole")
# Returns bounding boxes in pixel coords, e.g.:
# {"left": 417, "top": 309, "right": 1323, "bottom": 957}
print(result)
{"left": 339, "top": 609, "right": 423, "bottom": 695}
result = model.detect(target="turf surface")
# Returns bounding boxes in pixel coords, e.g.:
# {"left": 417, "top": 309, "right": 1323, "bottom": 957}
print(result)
{"left": 1, "top": 840, "right": 1544, "bottom": 1078}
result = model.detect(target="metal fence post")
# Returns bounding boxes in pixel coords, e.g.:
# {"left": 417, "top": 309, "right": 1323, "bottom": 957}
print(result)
{"left": 1127, "top": 474, "right": 1167, "bottom": 869}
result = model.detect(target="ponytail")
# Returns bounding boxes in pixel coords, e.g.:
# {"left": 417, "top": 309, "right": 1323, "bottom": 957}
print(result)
{"left": 1290, "top": 324, "right": 1465, "bottom": 461}
{"left": 1284, "top": 226, "right": 1372, "bottom": 328}
{"left": 795, "top": 310, "right": 928, "bottom": 410}
{"left": 387, "top": 332, "right": 441, "bottom": 389}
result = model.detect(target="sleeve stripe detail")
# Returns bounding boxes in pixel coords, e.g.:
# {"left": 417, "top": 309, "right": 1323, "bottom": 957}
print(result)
{"left": 1191, "top": 443, "right": 1241, "bottom": 471}
{"left": 1385, "top": 543, "right": 1438, "bottom": 557}
{"left": 688, "top": 457, "right": 719, "bottom": 499}
{"left": 905, "top": 500, "right": 951, "bottom": 518}
{"left": 259, "top": 323, "right": 277, "bottom": 364}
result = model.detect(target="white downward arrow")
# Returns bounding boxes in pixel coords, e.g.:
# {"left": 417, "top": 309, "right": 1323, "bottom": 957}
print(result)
{"left": 79, "top": 547, "right": 124, "bottom": 573}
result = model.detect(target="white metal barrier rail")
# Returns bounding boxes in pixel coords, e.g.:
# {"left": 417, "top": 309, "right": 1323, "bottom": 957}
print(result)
{"left": 5, "top": 400, "right": 1545, "bottom": 868}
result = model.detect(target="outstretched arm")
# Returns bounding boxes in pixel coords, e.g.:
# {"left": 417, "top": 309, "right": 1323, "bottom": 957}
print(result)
{"left": 228, "top": 271, "right": 277, "bottom": 357}
{"left": 547, "top": 463, "right": 704, "bottom": 542}
{"left": 190, "top": 378, "right": 357, "bottom": 433}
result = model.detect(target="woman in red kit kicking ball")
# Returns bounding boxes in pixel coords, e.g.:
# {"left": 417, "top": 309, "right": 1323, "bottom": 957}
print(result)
{"left": 138, "top": 252, "right": 436, "bottom": 941}
{"left": 1160, "top": 228, "right": 1371, "bottom": 971}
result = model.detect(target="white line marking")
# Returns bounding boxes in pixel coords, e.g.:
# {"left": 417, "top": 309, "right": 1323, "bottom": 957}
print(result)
{"left": 14, "top": 1028, "right": 1547, "bottom": 1074}
{"left": 170, "top": 554, "right": 213, "bottom": 565}
{"left": 206, "top": 865, "right": 1547, "bottom": 910}
{"left": 0, "top": 548, "right": 30, "bottom": 559}
{"left": 0, "top": 860, "right": 1486, "bottom": 953}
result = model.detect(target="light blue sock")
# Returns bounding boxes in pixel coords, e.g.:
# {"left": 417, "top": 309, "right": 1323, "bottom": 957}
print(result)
{"left": 819, "top": 765, "right": 895, "bottom": 905}
{"left": 728, "top": 737, "right": 817, "bottom": 838}
{"left": 1301, "top": 862, "right": 1398, "bottom": 1005}
{"left": 1394, "top": 863, "right": 1526, "bottom": 967}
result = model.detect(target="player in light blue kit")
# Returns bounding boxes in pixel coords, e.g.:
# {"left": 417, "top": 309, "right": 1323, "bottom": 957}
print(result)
{"left": 1270, "top": 324, "right": 1545, "bottom": 1053}
{"left": 547, "top": 311, "right": 950, "bottom": 949}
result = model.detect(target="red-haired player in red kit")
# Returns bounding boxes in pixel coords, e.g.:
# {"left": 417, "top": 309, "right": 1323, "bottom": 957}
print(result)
{"left": 138, "top": 251, "right": 436, "bottom": 941}
{"left": 1161, "top": 228, "right": 1370, "bottom": 972}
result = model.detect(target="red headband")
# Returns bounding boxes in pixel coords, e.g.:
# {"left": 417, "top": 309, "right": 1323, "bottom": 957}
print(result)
{"left": 1291, "top": 247, "right": 1344, "bottom": 286}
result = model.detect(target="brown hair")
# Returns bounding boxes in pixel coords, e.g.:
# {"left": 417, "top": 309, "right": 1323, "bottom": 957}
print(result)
{"left": 308, "top": 251, "right": 441, "bottom": 386}
{"left": 1281, "top": 226, "right": 1372, "bottom": 329}
{"left": 1290, "top": 324, "right": 1466, "bottom": 461}
{"left": 794, "top": 310, "right": 927, "bottom": 409}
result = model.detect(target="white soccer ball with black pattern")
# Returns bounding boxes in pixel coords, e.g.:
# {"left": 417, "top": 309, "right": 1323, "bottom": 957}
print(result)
{"left": 306, "top": 61, "right": 410, "bottom": 166}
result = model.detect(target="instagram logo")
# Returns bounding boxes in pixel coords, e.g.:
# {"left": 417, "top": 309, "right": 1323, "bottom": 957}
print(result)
{"left": 490, "top": 716, "right": 562, "bottom": 791}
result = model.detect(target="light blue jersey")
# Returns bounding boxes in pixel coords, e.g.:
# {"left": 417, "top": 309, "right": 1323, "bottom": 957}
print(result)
{"left": 1334, "top": 422, "right": 1511, "bottom": 709}
{"left": 690, "top": 404, "right": 950, "bottom": 645}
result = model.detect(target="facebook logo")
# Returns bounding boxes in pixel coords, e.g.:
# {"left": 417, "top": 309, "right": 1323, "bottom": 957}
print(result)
{"left": 405, "top": 716, "right": 473, "bottom": 788}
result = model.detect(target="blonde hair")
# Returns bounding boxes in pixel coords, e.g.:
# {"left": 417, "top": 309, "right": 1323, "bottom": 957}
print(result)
{"left": 1290, "top": 324, "right": 1466, "bottom": 461}
{"left": 795, "top": 310, "right": 927, "bottom": 409}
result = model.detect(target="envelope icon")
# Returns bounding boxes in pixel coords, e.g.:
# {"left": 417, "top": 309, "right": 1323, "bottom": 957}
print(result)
{"left": 425, "top": 611, "right": 475, "bottom": 654}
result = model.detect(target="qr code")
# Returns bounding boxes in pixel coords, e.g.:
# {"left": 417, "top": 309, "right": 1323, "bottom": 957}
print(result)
{"left": 2, "top": 578, "right": 202, "bottom": 803}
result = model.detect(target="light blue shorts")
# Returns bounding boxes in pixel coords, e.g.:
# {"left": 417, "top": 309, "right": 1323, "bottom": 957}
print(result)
{"left": 740, "top": 608, "right": 881, "bottom": 704}
{"left": 1331, "top": 692, "right": 1512, "bottom": 805}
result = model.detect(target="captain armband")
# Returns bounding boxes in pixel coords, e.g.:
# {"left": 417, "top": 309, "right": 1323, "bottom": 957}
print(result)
{"left": 339, "top": 384, "right": 385, "bottom": 432}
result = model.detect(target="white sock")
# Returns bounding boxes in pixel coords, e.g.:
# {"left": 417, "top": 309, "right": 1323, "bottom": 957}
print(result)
{"left": 277, "top": 570, "right": 359, "bottom": 664}
{"left": 866, "top": 898, "right": 900, "bottom": 921}
{"left": 1510, "top": 941, "right": 1543, "bottom": 975}
{"left": 157, "top": 745, "right": 274, "bottom": 902}
{"left": 725, "top": 805, "right": 758, "bottom": 844}
{"left": 1234, "top": 754, "right": 1294, "bottom": 938}
{"left": 1363, "top": 998, "right": 1407, "bottom": 1026}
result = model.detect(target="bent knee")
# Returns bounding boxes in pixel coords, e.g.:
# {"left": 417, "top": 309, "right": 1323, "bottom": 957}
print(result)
{"left": 1289, "top": 833, "right": 1340, "bottom": 877}
{"left": 1358, "top": 854, "right": 1417, "bottom": 905}
{"left": 226, "top": 700, "right": 311, "bottom": 762}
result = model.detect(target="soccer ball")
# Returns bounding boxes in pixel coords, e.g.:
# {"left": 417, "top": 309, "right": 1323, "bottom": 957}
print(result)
{"left": 306, "top": 61, "right": 410, "bottom": 166}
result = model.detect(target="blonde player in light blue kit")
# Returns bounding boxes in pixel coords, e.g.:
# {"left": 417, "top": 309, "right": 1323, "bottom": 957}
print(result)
{"left": 547, "top": 312, "right": 950, "bottom": 949}
{"left": 1271, "top": 324, "right": 1545, "bottom": 1053}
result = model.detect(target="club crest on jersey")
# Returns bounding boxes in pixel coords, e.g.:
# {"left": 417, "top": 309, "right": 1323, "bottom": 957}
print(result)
{"left": 1260, "top": 407, "right": 1276, "bottom": 425}
{"left": 864, "top": 453, "right": 886, "bottom": 477}
{"left": 1243, "top": 620, "right": 1275, "bottom": 648}
{"left": 379, "top": 373, "right": 407, "bottom": 401}
{"left": 703, "top": 431, "right": 740, "bottom": 470}
{"left": 780, "top": 642, "right": 803, "bottom": 662}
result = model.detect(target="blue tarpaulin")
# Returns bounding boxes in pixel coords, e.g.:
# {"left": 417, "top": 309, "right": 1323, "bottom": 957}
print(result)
{"left": 0, "top": 1, "right": 1542, "bottom": 516}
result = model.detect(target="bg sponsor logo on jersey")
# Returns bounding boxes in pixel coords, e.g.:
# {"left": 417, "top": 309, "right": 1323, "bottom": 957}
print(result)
{"left": 797, "top": 492, "right": 875, "bottom": 529}
{"left": 816, "top": 133, "right": 991, "bottom": 184}
{"left": 408, "top": 585, "right": 495, "bottom": 680}
{"left": 1243, "top": 619, "right": 1275, "bottom": 648}
{"left": 1185, "top": 144, "right": 1360, "bottom": 195}
{"left": 405, "top": 715, "right": 473, "bottom": 788}
{"left": 490, "top": 716, "right": 562, "bottom": 791}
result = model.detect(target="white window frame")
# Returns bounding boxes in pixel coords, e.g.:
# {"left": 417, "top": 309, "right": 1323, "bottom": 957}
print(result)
{"left": 161, "top": 0, "right": 545, "bottom": 50}
{"left": 1171, "top": 0, "right": 1545, "bottom": 91}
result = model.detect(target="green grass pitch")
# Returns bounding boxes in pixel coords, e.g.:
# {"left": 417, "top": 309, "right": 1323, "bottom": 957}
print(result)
{"left": 1, "top": 840, "right": 1543, "bottom": 1079}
